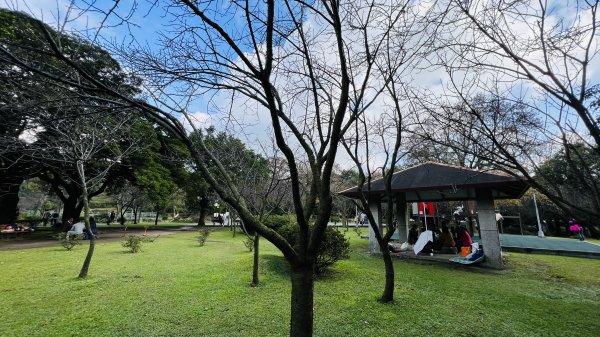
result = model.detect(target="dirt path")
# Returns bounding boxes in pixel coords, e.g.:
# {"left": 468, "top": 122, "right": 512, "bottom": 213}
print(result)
{"left": 0, "top": 226, "right": 197, "bottom": 251}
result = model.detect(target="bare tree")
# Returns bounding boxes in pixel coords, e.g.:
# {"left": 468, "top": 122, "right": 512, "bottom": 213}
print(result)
{"left": 0, "top": 1, "right": 431, "bottom": 335}
{"left": 342, "top": 83, "right": 414, "bottom": 303}
{"left": 243, "top": 150, "right": 293, "bottom": 286}
{"left": 421, "top": 0, "right": 600, "bottom": 232}
{"left": 437, "top": 0, "right": 600, "bottom": 150}
{"left": 339, "top": 0, "right": 435, "bottom": 302}
{"left": 32, "top": 111, "right": 138, "bottom": 278}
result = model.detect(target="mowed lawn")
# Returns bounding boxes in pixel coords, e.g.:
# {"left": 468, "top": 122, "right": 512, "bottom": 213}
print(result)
{"left": 1, "top": 230, "right": 599, "bottom": 337}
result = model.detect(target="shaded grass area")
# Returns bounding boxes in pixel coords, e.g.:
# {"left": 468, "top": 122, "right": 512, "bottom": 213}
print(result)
{"left": 1, "top": 230, "right": 599, "bottom": 337}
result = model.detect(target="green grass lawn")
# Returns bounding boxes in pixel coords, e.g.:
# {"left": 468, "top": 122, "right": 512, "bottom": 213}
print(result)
{"left": 1, "top": 230, "right": 599, "bottom": 337}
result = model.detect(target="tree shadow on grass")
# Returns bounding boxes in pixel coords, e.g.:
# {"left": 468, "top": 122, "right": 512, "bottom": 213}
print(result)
{"left": 261, "top": 254, "right": 290, "bottom": 277}
{"left": 260, "top": 254, "right": 348, "bottom": 282}
{"left": 399, "top": 258, "right": 503, "bottom": 276}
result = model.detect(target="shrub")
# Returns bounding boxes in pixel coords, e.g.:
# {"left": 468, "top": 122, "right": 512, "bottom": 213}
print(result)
{"left": 263, "top": 214, "right": 296, "bottom": 231}
{"left": 122, "top": 235, "right": 143, "bottom": 253}
{"left": 278, "top": 224, "right": 350, "bottom": 275}
{"left": 55, "top": 233, "right": 83, "bottom": 251}
{"left": 198, "top": 228, "right": 211, "bottom": 246}
{"left": 243, "top": 236, "right": 254, "bottom": 252}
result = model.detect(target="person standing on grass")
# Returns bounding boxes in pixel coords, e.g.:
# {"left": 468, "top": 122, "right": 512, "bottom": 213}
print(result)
{"left": 223, "top": 212, "right": 230, "bottom": 227}
{"left": 89, "top": 217, "right": 98, "bottom": 238}
{"left": 108, "top": 211, "right": 115, "bottom": 225}
{"left": 359, "top": 212, "right": 366, "bottom": 225}
{"left": 42, "top": 211, "right": 50, "bottom": 226}
{"left": 51, "top": 211, "right": 59, "bottom": 227}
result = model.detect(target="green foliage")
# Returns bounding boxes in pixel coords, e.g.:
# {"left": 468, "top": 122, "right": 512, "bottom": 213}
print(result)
{"left": 278, "top": 224, "right": 350, "bottom": 275}
{"left": 199, "top": 128, "right": 270, "bottom": 184}
{"left": 55, "top": 233, "right": 83, "bottom": 251}
{"left": 0, "top": 8, "right": 146, "bottom": 225}
{"left": 243, "top": 236, "right": 255, "bottom": 252}
{"left": 197, "top": 228, "right": 211, "bottom": 247}
{"left": 263, "top": 214, "right": 296, "bottom": 231}
{"left": 122, "top": 235, "right": 144, "bottom": 253}
{"left": 315, "top": 228, "right": 350, "bottom": 274}
{"left": 535, "top": 143, "right": 600, "bottom": 236}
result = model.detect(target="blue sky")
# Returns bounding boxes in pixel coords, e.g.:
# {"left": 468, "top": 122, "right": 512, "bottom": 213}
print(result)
{"left": 3, "top": 0, "right": 599, "bottom": 170}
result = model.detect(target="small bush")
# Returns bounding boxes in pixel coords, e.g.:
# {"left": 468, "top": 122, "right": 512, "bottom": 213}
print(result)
{"left": 122, "top": 235, "right": 143, "bottom": 253}
{"left": 316, "top": 228, "right": 350, "bottom": 274}
{"left": 198, "top": 228, "right": 211, "bottom": 246}
{"left": 263, "top": 214, "right": 296, "bottom": 231}
{"left": 55, "top": 233, "right": 83, "bottom": 251}
{"left": 243, "top": 236, "right": 254, "bottom": 252}
{"left": 278, "top": 224, "right": 350, "bottom": 275}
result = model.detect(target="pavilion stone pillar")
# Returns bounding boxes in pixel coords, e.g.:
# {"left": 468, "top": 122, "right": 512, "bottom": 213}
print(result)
{"left": 394, "top": 193, "right": 408, "bottom": 243}
{"left": 476, "top": 189, "right": 503, "bottom": 269}
{"left": 368, "top": 200, "right": 382, "bottom": 254}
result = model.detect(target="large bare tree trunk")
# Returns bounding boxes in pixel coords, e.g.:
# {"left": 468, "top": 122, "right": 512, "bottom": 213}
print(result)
{"left": 289, "top": 263, "right": 314, "bottom": 337}
{"left": 197, "top": 212, "right": 204, "bottom": 226}
{"left": 0, "top": 178, "right": 21, "bottom": 223}
{"left": 61, "top": 195, "right": 83, "bottom": 224}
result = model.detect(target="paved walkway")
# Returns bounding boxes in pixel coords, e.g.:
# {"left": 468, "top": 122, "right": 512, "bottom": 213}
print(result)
{"left": 498, "top": 234, "right": 600, "bottom": 258}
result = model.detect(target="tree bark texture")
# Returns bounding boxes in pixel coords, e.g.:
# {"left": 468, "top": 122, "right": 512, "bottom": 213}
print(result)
{"left": 61, "top": 195, "right": 83, "bottom": 224}
{"left": 0, "top": 178, "right": 21, "bottom": 223}
{"left": 289, "top": 264, "right": 314, "bottom": 337}
{"left": 251, "top": 234, "right": 260, "bottom": 286}
{"left": 198, "top": 198, "right": 209, "bottom": 226}
{"left": 78, "top": 236, "right": 96, "bottom": 278}
{"left": 77, "top": 161, "right": 95, "bottom": 279}
{"left": 379, "top": 248, "right": 395, "bottom": 303}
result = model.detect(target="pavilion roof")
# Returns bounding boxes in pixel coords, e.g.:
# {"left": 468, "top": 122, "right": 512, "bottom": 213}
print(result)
{"left": 338, "top": 162, "right": 529, "bottom": 202}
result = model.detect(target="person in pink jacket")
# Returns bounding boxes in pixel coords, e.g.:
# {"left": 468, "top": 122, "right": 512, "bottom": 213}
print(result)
{"left": 457, "top": 226, "right": 473, "bottom": 247}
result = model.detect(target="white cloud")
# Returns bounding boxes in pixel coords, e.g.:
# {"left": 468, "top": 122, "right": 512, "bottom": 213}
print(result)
{"left": 180, "top": 111, "right": 212, "bottom": 132}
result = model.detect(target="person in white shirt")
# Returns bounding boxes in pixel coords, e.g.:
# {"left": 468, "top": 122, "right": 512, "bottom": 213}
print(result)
{"left": 66, "top": 221, "right": 86, "bottom": 239}
{"left": 223, "top": 212, "right": 230, "bottom": 227}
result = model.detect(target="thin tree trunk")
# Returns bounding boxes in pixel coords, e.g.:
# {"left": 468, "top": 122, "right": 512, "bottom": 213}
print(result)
{"left": 289, "top": 263, "right": 314, "bottom": 337}
{"left": 154, "top": 206, "right": 160, "bottom": 226}
{"left": 77, "top": 161, "right": 95, "bottom": 279}
{"left": 251, "top": 234, "right": 260, "bottom": 286}
{"left": 133, "top": 205, "right": 138, "bottom": 224}
{"left": 379, "top": 247, "right": 395, "bottom": 303}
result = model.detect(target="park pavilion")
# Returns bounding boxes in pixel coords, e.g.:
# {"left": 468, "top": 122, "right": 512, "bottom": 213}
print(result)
{"left": 338, "top": 162, "right": 529, "bottom": 268}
